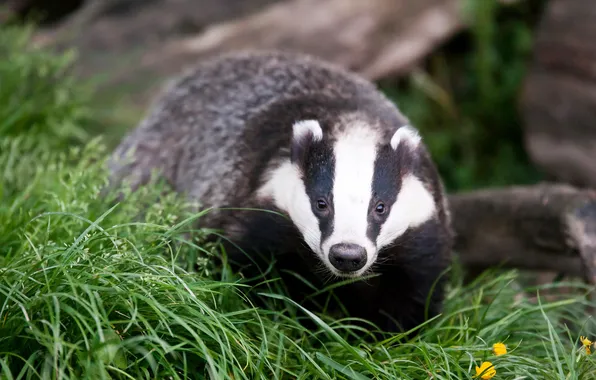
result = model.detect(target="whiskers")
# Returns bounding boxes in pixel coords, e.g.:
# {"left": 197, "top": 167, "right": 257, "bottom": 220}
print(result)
{"left": 313, "top": 261, "right": 337, "bottom": 284}
{"left": 368, "top": 254, "right": 391, "bottom": 273}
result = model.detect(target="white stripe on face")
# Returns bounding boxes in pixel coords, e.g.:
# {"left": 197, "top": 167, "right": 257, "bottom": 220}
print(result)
{"left": 320, "top": 124, "right": 379, "bottom": 275}
{"left": 376, "top": 125, "right": 436, "bottom": 249}
{"left": 376, "top": 174, "right": 437, "bottom": 249}
{"left": 257, "top": 120, "right": 437, "bottom": 279}
{"left": 257, "top": 161, "right": 322, "bottom": 256}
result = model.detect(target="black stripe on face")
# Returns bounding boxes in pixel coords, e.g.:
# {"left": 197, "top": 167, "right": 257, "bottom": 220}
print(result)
{"left": 302, "top": 140, "right": 336, "bottom": 244}
{"left": 367, "top": 144, "right": 403, "bottom": 243}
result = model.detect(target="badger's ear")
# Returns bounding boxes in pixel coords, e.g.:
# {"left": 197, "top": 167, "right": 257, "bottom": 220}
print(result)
{"left": 390, "top": 124, "right": 421, "bottom": 151}
{"left": 291, "top": 120, "right": 323, "bottom": 164}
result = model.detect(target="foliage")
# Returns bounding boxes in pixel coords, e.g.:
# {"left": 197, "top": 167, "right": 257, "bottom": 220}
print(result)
{"left": 380, "top": 0, "right": 548, "bottom": 192}
{"left": 2, "top": 158, "right": 596, "bottom": 378}
{"left": 2, "top": 135, "right": 596, "bottom": 378}
{"left": 0, "top": 24, "right": 92, "bottom": 150}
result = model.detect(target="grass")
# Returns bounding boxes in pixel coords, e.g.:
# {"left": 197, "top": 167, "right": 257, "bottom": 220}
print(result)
{"left": 2, "top": 1, "right": 596, "bottom": 378}
{"left": 0, "top": 24, "right": 92, "bottom": 150}
{"left": 2, "top": 159, "right": 596, "bottom": 379}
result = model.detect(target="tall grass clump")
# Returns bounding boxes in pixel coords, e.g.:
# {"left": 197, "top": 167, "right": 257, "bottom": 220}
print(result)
{"left": 2, "top": 13, "right": 596, "bottom": 379}
{"left": 0, "top": 24, "right": 92, "bottom": 149}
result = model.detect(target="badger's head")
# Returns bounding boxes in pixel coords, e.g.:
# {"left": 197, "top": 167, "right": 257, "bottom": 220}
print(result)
{"left": 258, "top": 117, "right": 437, "bottom": 278}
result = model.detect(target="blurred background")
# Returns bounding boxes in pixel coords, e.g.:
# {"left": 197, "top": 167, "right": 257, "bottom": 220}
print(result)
{"left": 1, "top": 0, "right": 593, "bottom": 194}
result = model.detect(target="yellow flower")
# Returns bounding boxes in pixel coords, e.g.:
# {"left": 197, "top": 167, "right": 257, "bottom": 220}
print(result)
{"left": 493, "top": 342, "right": 507, "bottom": 356}
{"left": 475, "top": 361, "right": 496, "bottom": 379}
{"left": 581, "top": 336, "right": 592, "bottom": 355}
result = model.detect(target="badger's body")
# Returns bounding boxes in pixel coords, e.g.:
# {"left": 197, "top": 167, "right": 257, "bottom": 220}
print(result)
{"left": 109, "top": 50, "right": 453, "bottom": 334}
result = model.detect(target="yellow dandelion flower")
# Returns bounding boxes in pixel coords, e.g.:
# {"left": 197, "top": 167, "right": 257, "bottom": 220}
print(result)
{"left": 493, "top": 342, "right": 507, "bottom": 356}
{"left": 475, "top": 361, "right": 496, "bottom": 379}
{"left": 581, "top": 336, "right": 592, "bottom": 355}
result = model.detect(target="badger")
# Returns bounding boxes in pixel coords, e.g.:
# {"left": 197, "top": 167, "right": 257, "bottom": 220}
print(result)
{"left": 107, "top": 50, "right": 453, "bottom": 334}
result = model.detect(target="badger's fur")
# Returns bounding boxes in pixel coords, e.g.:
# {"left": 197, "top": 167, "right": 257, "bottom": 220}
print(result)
{"left": 108, "top": 50, "right": 453, "bottom": 334}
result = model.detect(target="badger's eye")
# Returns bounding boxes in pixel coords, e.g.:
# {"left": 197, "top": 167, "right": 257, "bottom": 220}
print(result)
{"left": 316, "top": 199, "right": 328, "bottom": 210}
{"left": 375, "top": 202, "right": 386, "bottom": 215}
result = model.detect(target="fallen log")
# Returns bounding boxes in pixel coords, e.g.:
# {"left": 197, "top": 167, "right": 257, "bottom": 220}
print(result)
{"left": 30, "top": 0, "right": 284, "bottom": 107}
{"left": 145, "top": 0, "right": 465, "bottom": 82}
{"left": 449, "top": 183, "right": 596, "bottom": 284}
{"left": 32, "top": 0, "right": 466, "bottom": 114}
{"left": 521, "top": 0, "right": 596, "bottom": 188}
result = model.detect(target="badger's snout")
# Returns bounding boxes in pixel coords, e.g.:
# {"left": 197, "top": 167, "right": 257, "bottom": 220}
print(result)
{"left": 328, "top": 243, "right": 367, "bottom": 272}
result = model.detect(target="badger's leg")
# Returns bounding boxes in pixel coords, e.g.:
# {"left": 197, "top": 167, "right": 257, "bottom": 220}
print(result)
{"left": 326, "top": 266, "right": 447, "bottom": 338}
{"left": 377, "top": 265, "right": 448, "bottom": 334}
{"left": 373, "top": 219, "right": 452, "bottom": 334}
{"left": 211, "top": 208, "right": 451, "bottom": 337}
{"left": 329, "top": 219, "right": 451, "bottom": 336}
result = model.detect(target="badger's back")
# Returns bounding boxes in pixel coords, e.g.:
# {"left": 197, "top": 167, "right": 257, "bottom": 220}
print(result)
{"left": 108, "top": 51, "right": 407, "bottom": 221}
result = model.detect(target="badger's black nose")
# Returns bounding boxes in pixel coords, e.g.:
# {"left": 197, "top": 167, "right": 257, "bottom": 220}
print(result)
{"left": 329, "top": 243, "right": 367, "bottom": 272}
